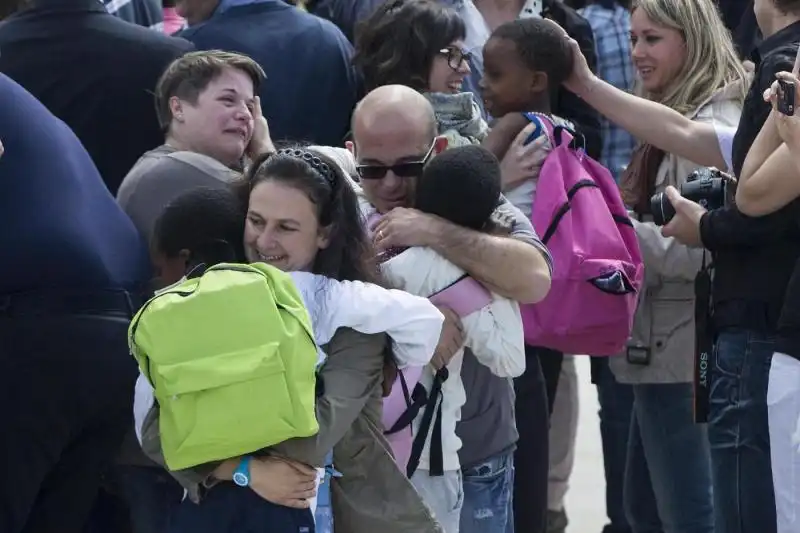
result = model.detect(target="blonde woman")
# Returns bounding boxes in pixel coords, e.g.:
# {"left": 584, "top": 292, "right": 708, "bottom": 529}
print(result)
{"left": 550, "top": 1, "right": 747, "bottom": 532}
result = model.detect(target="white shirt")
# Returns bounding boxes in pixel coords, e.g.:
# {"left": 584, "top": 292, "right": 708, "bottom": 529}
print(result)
{"left": 714, "top": 124, "right": 736, "bottom": 174}
{"left": 133, "top": 271, "right": 443, "bottom": 443}
{"left": 382, "top": 247, "right": 525, "bottom": 472}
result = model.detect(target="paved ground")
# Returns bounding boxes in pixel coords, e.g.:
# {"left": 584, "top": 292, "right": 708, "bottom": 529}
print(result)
{"left": 563, "top": 357, "right": 608, "bottom": 532}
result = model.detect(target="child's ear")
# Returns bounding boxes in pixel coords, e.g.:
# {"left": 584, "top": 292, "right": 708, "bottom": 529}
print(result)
{"left": 178, "top": 248, "right": 193, "bottom": 268}
{"left": 529, "top": 71, "right": 549, "bottom": 95}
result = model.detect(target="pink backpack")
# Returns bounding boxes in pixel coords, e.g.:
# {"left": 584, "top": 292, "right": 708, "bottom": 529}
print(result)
{"left": 520, "top": 115, "right": 644, "bottom": 356}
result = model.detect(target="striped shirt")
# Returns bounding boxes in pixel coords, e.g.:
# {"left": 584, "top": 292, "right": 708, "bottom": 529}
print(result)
{"left": 579, "top": 3, "right": 636, "bottom": 181}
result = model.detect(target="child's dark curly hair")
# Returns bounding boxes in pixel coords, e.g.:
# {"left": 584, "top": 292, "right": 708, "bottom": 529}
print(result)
{"left": 491, "top": 17, "right": 574, "bottom": 90}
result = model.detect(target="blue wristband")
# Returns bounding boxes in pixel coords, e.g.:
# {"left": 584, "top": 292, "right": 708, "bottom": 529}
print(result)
{"left": 232, "top": 456, "right": 252, "bottom": 487}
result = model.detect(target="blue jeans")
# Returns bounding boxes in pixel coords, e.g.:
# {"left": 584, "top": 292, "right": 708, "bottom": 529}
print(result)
{"left": 460, "top": 451, "right": 515, "bottom": 533}
{"left": 709, "top": 329, "right": 776, "bottom": 533}
{"left": 626, "top": 383, "right": 713, "bottom": 533}
{"left": 110, "top": 465, "right": 183, "bottom": 533}
{"left": 594, "top": 358, "right": 636, "bottom": 533}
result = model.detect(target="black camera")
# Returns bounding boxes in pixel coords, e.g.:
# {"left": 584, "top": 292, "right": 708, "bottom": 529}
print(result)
{"left": 650, "top": 168, "right": 732, "bottom": 226}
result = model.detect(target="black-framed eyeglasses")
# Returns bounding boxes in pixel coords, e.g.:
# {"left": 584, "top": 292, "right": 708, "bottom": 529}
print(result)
{"left": 356, "top": 143, "right": 436, "bottom": 180}
{"left": 439, "top": 47, "right": 471, "bottom": 71}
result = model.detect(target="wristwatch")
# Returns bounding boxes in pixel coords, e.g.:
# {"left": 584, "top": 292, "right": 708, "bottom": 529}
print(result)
{"left": 232, "top": 456, "right": 252, "bottom": 487}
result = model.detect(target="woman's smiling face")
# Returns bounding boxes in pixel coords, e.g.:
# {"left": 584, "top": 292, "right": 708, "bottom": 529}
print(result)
{"left": 428, "top": 40, "right": 471, "bottom": 94}
{"left": 243, "top": 180, "right": 330, "bottom": 272}
{"left": 630, "top": 8, "right": 687, "bottom": 95}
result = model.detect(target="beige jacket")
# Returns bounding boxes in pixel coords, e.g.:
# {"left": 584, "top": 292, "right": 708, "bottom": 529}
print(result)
{"left": 611, "top": 83, "right": 743, "bottom": 385}
{"left": 141, "top": 327, "right": 441, "bottom": 532}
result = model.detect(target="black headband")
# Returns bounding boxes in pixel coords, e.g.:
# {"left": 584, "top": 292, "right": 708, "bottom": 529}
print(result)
{"left": 276, "top": 148, "right": 336, "bottom": 187}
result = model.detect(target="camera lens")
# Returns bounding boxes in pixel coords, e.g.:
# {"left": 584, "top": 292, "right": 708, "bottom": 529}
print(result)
{"left": 650, "top": 192, "right": 675, "bottom": 226}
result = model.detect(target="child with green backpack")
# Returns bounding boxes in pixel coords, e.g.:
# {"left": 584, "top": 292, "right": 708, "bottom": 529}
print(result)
{"left": 131, "top": 183, "right": 444, "bottom": 533}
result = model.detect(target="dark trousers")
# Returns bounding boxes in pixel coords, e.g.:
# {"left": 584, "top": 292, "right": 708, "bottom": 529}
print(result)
{"left": 109, "top": 465, "right": 184, "bottom": 533}
{"left": 0, "top": 290, "right": 139, "bottom": 533}
{"left": 513, "top": 345, "right": 554, "bottom": 533}
{"left": 538, "top": 348, "right": 564, "bottom": 416}
{"left": 169, "top": 483, "right": 315, "bottom": 533}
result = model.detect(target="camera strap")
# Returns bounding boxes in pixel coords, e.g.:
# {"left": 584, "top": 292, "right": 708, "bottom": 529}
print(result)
{"left": 693, "top": 252, "right": 714, "bottom": 424}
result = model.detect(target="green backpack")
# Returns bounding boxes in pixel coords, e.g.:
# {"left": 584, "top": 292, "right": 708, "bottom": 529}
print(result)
{"left": 129, "top": 262, "right": 319, "bottom": 471}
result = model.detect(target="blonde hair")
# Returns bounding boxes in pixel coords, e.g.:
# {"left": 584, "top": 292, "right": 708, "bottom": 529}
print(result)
{"left": 632, "top": 0, "right": 748, "bottom": 113}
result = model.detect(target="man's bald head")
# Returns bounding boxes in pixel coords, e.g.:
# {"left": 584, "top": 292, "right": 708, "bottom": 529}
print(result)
{"left": 352, "top": 85, "right": 437, "bottom": 141}
{"left": 348, "top": 85, "right": 446, "bottom": 215}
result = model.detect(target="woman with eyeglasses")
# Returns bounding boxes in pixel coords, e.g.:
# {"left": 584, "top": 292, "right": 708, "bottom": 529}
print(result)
{"left": 352, "top": 0, "right": 550, "bottom": 191}
{"left": 353, "top": 0, "right": 486, "bottom": 151}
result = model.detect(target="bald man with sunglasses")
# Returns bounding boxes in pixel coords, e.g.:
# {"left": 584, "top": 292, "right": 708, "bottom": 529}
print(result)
{"left": 347, "top": 84, "right": 553, "bottom": 533}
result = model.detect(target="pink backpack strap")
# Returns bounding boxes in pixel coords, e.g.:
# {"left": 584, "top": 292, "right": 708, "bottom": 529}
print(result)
{"left": 429, "top": 276, "right": 493, "bottom": 317}
{"left": 366, "top": 212, "right": 381, "bottom": 237}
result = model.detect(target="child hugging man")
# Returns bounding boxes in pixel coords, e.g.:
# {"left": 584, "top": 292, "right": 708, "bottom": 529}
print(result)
{"left": 378, "top": 145, "right": 525, "bottom": 533}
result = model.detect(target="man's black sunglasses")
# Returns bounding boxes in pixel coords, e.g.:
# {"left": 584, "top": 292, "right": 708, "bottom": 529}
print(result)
{"left": 356, "top": 143, "right": 435, "bottom": 180}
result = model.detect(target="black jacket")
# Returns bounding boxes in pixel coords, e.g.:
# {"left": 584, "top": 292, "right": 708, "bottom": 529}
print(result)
{"left": 699, "top": 21, "right": 800, "bottom": 334}
{"left": 0, "top": 0, "right": 194, "bottom": 194}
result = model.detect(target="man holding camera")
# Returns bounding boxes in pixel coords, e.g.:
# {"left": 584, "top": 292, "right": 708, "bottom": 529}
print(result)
{"left": 660, "top": 3, "right": 800, "bottom": 533}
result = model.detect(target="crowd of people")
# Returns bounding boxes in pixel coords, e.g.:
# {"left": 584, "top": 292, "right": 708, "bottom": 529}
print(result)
{"left": 2, "top": 1, "right": 800, "bottom": 533}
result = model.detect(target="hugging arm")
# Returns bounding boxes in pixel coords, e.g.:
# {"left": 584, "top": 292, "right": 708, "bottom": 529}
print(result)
{"left": 427, "top": 200, "right": 552, "bottom": 305}
{"left": 136, "top": 330, "right": 386, "bottom": 488}
{"left": 462, "top": 296, "right": 525, "bottom": 377}
{"left": 268, "top": 329, "right": 386, "bottom": 466}
{"left": 289, "top": 271, "right": 443, "bottom": 368}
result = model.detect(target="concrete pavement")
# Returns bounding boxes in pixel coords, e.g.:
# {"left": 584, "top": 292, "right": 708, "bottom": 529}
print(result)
{"left": 563, "top": 357, "right": 608, "bottom": 532}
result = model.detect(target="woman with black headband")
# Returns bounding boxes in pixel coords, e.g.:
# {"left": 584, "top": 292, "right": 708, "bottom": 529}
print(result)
{"left": 135, "top": 146, "right": 447, "bottom": 533}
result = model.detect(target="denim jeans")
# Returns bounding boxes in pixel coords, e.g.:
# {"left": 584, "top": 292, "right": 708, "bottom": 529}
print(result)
{"left": 594, "top": 358, "right": 635, "bottom": 533}
{"left": 412, "top": 469, "right": 463, "bottom": 533}
{"left": 626, "top": 383, "right": 713, "bottom": 533}
{"left": 460, "top": 451, "right": 515, "bottom": 533}
{"left": 109, "top": 465, "right": 183, "bottom": 533}
{"left": 709, "top": 329, "right": 776, "bottom": 533}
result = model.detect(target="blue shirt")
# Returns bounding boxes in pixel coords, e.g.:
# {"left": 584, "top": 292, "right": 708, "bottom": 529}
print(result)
{"left": 579, "top": 3, "right": 636, "bottom": 181}
{"left": 179, "top": 0, "right": 360, "bottom": 147}
{"left": 0, "top": 73, "right": 150, "bottom": 293}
